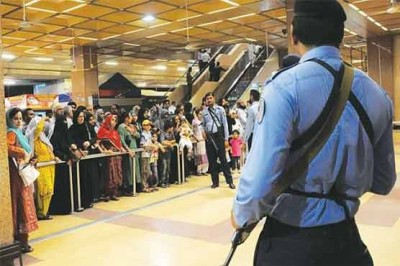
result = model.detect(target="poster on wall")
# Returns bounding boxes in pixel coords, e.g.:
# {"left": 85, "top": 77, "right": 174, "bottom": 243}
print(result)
{"left": 26, "top": 94, "right": 58, "bottom": 109}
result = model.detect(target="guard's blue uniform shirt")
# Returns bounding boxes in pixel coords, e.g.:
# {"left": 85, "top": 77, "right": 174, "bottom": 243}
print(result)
{"left": 202, "top": 105, "right": 230, "bottom": 141}
{"left": 233, "top": 46, "right": 396, "bottom": 228}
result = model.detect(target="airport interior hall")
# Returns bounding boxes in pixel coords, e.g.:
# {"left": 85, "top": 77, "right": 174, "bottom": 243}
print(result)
{"left": 0, "top": 0, "right": 400, "bottom": 265}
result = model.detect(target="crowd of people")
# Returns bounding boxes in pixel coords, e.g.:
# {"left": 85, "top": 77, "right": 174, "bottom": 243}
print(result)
{"left": 7, "top": 92, "right": 260, "bottom": 253}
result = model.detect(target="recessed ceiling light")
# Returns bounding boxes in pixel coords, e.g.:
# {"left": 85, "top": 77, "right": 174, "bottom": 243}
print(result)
{"left": 221, "top": 0, "right": 240, "bottom": 6}
{"left": 124, "top": 43, "right": 140, "bottom": 46}
{"left": 62, "top": 3, "right": 86, "bottom": 13}
{"left": 198, "top": 20, "right": 223, "bottom": 27}
{"left": 147, "top": 33, "right": 167, "bottom": 38}
{"left": 4, "top": 79, "right": 16, "bottom": 85}
{"left": 153, "top": 65, "right": 167, "bottom": 70}
{"left": 105, "top": 61, "right": 118, "bottom": 66}
{"left": 177, "top": 67, "right": 186, "bottom": 71}
{"left": 27, "top": 6, "right": 57, "bottom": 13}
{"left": 143, "top": 15, "right": 155, "bottom": 22}
{"left": 137, "top": 81, "right": 147, "bottom": 87}
{"left": 1, "top": 53, "right": 16, "bottom": 60}
{"left": 34, "top": 57, "right": 54, "bottom": 62}
{"left": 25, "top": 0, "right": 40, "bottom": 6}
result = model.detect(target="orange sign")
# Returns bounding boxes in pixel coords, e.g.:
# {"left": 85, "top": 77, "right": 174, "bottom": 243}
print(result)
{"left": 26, "top": 94, "right": 58, "bottom": 109}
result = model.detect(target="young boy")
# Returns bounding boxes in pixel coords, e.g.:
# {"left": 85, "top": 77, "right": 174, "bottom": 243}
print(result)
{"left": 159, "top": 122, "right": 176, "bottom": 187}
{"left": 149, "top": 129, "right": 165, "bottom": 190}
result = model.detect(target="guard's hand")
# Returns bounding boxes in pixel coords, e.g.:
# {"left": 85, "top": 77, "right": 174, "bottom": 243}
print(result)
{"left": 225, "top": 141, "right": 229, "bottom": 150}
{"left": 231, "top": 210, "right": 240, "bottom": 230}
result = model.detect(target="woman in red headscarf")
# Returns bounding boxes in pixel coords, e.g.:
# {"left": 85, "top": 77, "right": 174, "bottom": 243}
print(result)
{"left": 97, "top": 114, "right": 123, "bottom": 201}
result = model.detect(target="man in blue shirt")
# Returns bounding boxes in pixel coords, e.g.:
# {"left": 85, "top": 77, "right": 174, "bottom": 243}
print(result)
{"left": 202, "top": 92, "right": 235, "bottom": 189}
{"left": 232, "top": 1, "right": 396, "bottom": 265}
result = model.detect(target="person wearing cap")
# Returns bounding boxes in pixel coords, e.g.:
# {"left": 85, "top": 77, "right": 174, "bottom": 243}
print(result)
{"left": 232, "top": 1, "right": 395, "bottom": 265}
{"left": 140, "top": 119, "right": 155, "bottom": 192}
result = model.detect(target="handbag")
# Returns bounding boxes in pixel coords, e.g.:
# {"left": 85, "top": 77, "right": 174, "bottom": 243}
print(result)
{"left": 69, "top": 147, "right": 84, "bottom": 162}
{"left": 13, "top": 158, "right": 39, "bottom": 187}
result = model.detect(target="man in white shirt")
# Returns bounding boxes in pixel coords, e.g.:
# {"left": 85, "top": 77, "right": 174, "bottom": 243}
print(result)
{"left": 244, "top": 90, "right": 260, "bottom": 151}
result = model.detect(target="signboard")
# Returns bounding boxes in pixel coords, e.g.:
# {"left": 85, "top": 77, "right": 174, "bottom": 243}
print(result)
{"left": 5, "top": 94, "right": 61, "bottom": 110}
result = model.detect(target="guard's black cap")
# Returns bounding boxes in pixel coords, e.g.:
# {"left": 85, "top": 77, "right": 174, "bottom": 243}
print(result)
{"left": 294, "top": 0, "right": 346, "bottom": 22}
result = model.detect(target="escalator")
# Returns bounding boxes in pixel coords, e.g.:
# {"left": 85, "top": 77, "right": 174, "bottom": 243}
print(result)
{"left": 223, "top": 48, "right": 279, "bottom": 106}
{"left": 189, "top": 43, "right": 252, "bottom": 107}
{"left": 167, "top": 44, "right": 235, "bottom": 104}
{"left": 215, "top": 46, "right": 269, "bottom": 105}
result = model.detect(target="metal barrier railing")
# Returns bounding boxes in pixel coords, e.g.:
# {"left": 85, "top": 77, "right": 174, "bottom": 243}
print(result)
{"left": 35, "top": 144, "right": 186, "bottom": 213}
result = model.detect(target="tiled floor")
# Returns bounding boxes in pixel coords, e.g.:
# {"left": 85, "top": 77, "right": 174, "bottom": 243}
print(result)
{"left": 22, "top": 132, "right": 400, "bottom": 266}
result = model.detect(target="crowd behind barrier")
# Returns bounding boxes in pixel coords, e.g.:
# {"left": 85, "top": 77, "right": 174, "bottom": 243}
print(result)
{"left": 7, "top": 95, "right": 255, "bottom": 253}
{"left": 35, "top": 145, "right": 186, "bottom": 213}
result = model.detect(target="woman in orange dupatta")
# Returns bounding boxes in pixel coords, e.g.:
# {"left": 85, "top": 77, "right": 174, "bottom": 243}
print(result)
{"left": 7, "top": 108, "right": 38, "bottom": 253}
{"left": 97, "top": 114, "right": 123, "bottom": 201}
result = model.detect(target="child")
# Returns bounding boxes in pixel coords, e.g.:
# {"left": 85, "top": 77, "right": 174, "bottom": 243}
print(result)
{"left": 229, "top": 130, "right": 243, "bottom": 173}
{"left": 150, "top": 129, "right": 165, "bottom": 190}
{"left": 140, "top": 120, "right": 154, "bottom": 193}
{"left": 178, "top": 118, "right": 196, "bottom": 158}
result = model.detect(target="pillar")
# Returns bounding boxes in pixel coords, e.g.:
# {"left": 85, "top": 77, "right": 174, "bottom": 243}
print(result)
{"left": 367, "top": 36, "right": 394, "bottom": 109}
{"left": 71, "top": 46, "right": 99, "bottom": 106}
{"left": 0, "top": 59, "right": 14, "bottom": 247}
{"left": 394, "top": 35, "right": 400, "bottom": 121}
{"left": 286, "top": 0, "right": 295, "bottom": 54}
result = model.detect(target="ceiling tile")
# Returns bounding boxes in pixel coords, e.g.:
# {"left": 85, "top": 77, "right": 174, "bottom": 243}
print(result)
{"left": 73, "top": 20, "right": 118, "bottom": 31}
{"left": 81, "top": 31, "right": 119, "bottom": 40}
{"left": 43, "top": 15, "right": 89, "bottom": 27}
{"left": 157, "top": 9, "right": 201, "bottom": 21}
{"left": 35, "top": 34, "right": 75, "bottom": 42}
{"left": 5, "top": 8, "right": 55, "bottom": 22}
{"left": 99, "top": 11, "right": 141, "bottom": 23}
{"left": 158, "top": 0, "right": 205, "bottom": 6}
{"left": 16, "top": 40, "right": 51, "bottom": 48}
{"left": 95, "top": 0, "right": 148, "bottom": 9}
{"left": 21, "top": 24, "right": 65, "bottom": 34}
{"left": 27, "top": 0, "right": 87, "bottom": 13}
{"left": 127, "top": 2, "right": 176, "bottom": 15}
{"left": 67, "top": 4, "right": 116, "bottom": 18}
{"left": 189, "top": 1, "right": 234, "bottom": 14}
{"left": 51, "top": 28, "right": 92, "bottom": 37}
{"left": 229, "top": 14, "right": 267, "bottom": 24}
{"left": 1, "top": 18, "right": 22, "bottom": 30}
{"left": 103, "top": 25, "right": 141, "bottom": 34}
{"left": 0, "top": 3, "right": 18, "bottom": 14}
{"left": 6, "top": 30, "right": 44, "bottom": 39}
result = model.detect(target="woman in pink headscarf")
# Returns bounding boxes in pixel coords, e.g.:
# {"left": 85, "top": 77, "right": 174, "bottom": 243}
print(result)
{"left": 97, "top": 114, "right": 123, "bottom": 201}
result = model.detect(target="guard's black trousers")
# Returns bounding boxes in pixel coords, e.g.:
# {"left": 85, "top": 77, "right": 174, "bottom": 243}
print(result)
{"left": 205, "top": 133, "right": 233, "bottom": 186}
{"left": 254, "top": 217, "right": 373, "bottom": 266}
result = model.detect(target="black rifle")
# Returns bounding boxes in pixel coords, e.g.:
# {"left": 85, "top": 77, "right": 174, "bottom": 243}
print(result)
{"left": 222, "top": 222, "right": 258, "bottom": 266}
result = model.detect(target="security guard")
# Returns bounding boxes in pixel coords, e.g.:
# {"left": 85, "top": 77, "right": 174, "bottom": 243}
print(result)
{"left": 232, "top": 1, "right": 396, "bottom": 265}
{"left": 202, "top": 92, "right": 235, "bottom": 189}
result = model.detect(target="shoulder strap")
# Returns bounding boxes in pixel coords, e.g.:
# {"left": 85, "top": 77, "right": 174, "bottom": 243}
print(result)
{"left": 208, "top": 107, "right": 222, "bottom": 127}
{"left": 291, "top": 58, "right": 374, "bottom": 150}
{"left": 274, "top": 63, "right": 354, "bottom": 193}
